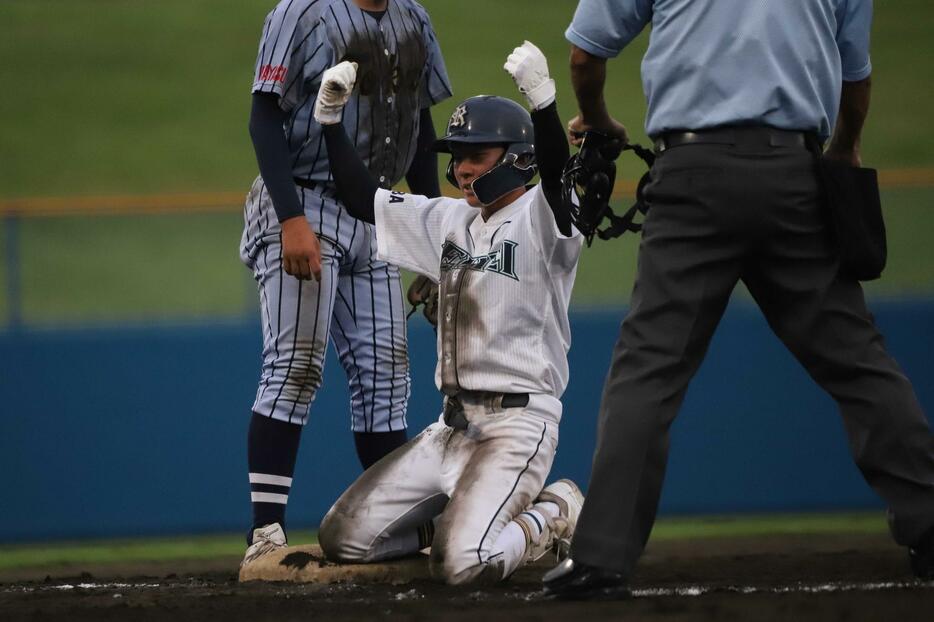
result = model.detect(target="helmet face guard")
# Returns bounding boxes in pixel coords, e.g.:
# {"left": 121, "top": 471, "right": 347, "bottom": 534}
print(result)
{"left": 444, "top": 143, "right": 537, "bottom": 206}
{"left": 434, "top": 95, "right": 537, "bottom": 204}
{"left": 467, "top": 144, "right": 536, "bottom": 206}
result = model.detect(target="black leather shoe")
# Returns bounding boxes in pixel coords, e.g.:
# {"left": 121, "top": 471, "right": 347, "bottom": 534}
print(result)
{"left": 542, "top": 558, "right": 631, "bottom": 600}
{"left": 909, "top": 529, "right": 934, "bottom": 580}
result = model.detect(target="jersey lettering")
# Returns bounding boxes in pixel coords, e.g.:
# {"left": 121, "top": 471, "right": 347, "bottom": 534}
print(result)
{"left": 258, "top": 64, "right": 288, "bottom": 83}
{"left": 389, "top": 191, "right": 406, "bottom": 203}
{"left": 440, "top": 240, "right": 519, "bottom": 281}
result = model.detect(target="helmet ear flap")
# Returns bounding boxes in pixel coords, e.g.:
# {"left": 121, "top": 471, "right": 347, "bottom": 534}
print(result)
{"left": 446, "top": 157, "right": 458, "bottom": 188}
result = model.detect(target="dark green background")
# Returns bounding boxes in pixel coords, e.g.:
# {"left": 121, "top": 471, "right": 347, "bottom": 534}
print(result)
{"left": 0, "top": 0, "right": 931, "bottom": 325}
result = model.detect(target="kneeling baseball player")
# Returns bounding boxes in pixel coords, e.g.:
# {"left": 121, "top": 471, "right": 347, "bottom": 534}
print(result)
{"left": 312, "top": 42, "right": 584, "bottom": 585}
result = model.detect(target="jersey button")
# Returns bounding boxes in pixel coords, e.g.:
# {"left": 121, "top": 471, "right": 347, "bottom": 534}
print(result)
{"left": 384, "top": 48, "right": 390, "bottom": 56}
{"left": 379, "top": 175, "right": 386, "bottom": 183}
{"left": 385, "top": 137, "right": 391, "bottom": 144}
{"left": 387, "top": 96, "right": 393, "bottom": 104}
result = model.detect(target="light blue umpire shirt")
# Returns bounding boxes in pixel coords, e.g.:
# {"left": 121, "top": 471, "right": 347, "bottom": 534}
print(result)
{"left": 566, "top": 0, "right": 873, "bottom": 141}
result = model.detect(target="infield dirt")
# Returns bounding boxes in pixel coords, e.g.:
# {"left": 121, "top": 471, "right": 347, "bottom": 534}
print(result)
{"left": 3, "top": 532, "right": 933, "bottom": 621}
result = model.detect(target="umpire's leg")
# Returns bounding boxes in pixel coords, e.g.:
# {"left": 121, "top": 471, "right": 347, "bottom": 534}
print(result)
{"left": 570, "top": 144, "right": 746, "bottom": 575}
{"left": 743, "top": 151, "right": 934, "bottom": 547}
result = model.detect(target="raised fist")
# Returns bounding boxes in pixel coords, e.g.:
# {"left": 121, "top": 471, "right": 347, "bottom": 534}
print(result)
{"left": 504, "top": 41, "right": 555, "bottom": 111}
{"left": 313, "top": 61, "right": 359, "bottom": 125}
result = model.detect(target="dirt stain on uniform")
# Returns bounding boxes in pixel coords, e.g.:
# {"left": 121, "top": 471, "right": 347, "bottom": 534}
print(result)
{"left": 340, "top": 23, "right": 428, "bottom": 183}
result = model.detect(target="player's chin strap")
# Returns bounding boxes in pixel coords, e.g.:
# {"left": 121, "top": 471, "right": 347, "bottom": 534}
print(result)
{"left": 561, "top": 131, "right": 656, "bottom": 246}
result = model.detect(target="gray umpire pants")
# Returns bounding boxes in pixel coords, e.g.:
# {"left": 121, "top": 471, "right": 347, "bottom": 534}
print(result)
{"left": 571, "top": 127, "right": 934, "bottom": 576}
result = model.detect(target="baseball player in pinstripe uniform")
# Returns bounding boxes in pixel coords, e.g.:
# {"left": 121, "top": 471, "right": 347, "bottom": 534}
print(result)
{"left": 239, "top": 0, "right": 451, "bottom": 565}
{"left": 311, "top": 43, "right": 587, "bottom": 585}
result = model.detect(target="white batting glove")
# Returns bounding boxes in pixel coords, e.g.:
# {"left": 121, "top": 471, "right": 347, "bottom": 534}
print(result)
{"left": 313, "top": 61, "right": 358, "bottom": 125}
{"left": 504, "top": 41, "right": 556, "bottom": 111}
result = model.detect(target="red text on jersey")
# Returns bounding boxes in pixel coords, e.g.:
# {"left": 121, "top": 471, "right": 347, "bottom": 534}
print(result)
{"left": 259, "top": 64, "right": 288, "bottom": 83}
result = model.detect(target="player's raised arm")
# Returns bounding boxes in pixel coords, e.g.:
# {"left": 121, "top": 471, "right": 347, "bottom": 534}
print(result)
{"left": 314, "top": 62, "right": 377, "bottom": 224}
{"left": 404, "top": 107, "right": 442, "bottom": 198}
{"left": 504, "top": 41, "right": 573, "bottom": 237}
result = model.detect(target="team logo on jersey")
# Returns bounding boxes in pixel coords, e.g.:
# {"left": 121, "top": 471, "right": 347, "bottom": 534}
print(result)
{"left": 448, "top": 104, "right": 467, "bottom": 129}
{"left": 440, "top": 240, "right": 519, "bottom": 280}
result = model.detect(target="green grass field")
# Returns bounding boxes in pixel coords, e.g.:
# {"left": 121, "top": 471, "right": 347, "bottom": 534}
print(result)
{"left": 1, "top": 0, "right": 932, "bottom": 196}
{"left": 0, "top": 512, "right": 887, "bottom": 571}
{"left": 0, "top": 0, "right": 932, "bottom": 326}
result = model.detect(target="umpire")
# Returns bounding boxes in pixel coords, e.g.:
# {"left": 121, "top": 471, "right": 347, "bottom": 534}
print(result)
{"left": 544, "top": 0, "right": 934, "bottom": 599}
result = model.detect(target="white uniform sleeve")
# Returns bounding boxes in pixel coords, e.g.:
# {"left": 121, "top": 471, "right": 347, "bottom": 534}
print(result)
{"left": 527, "top": 185, "right": 583, "bottom": 273}
{"left": 374, "top": 189, "right": 455, "bottom": 281}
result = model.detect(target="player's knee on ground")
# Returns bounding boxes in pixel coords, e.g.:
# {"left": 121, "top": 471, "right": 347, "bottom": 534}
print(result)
{"left": 428, "top": 534, "right": 502, "bottom": 585}
{"left": 318, "top": 507, "right": 368, "bottom": 563}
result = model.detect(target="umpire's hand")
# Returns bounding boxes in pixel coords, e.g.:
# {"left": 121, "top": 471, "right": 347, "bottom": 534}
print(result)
{"left": 568, "top": 114, "right": 629, "bottom": 147}
{"left": 281, "top": 216, "right": 322, "bottom": 281}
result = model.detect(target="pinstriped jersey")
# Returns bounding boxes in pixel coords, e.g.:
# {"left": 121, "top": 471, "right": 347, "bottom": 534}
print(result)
{"left": 373, "top": 185, "right": 583, "bottom": 401}
{"left": 253, "top": 0, "right": 452, "bottom": 186}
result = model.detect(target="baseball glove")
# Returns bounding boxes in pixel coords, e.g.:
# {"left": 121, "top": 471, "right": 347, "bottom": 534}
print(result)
{"left": 406, "top": 275, "right": 439, "bottom": 327}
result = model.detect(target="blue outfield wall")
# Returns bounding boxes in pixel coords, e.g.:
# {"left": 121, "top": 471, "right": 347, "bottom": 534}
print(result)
{"left": 1, "top": 298, "right": 933, "bottom": 542}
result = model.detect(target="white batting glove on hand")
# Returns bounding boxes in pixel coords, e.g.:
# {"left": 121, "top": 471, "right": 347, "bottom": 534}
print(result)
{"left": 504, "top": 40, "right": 556, "bottom": 111}
{"left": 313, "top": 61, "right": 358, "bottom": 125}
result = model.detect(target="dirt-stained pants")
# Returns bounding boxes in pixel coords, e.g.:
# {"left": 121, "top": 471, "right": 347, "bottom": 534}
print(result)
{"left": 319, "top": 392, "right": 560, "bottom": 584}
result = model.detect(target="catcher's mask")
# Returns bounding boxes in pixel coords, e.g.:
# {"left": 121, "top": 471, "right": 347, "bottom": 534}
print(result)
{"left": 561, "top": 131, "right": 656, "bottom": 245}
{"left": 434, "top": 95, "right": 536, "bottom": 206}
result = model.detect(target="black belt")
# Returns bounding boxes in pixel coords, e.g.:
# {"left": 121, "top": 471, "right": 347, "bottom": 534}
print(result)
{"left": 443, "top": 392, "right": 530, "bottom": 430}
{"left": 654, "top": 127, "right": 817, "bottom": 153}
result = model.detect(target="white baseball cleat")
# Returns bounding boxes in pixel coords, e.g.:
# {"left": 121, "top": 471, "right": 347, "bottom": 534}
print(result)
{"left": 521, "top": 479, "right": 585, "bottom": 563}
{"left": 241, "top": 522, "right": 287, "bottom": 567}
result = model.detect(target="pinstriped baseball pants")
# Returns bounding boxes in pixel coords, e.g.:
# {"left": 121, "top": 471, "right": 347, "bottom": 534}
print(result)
{"left": 240, "top": 176, "right": 410, "bottom": 431}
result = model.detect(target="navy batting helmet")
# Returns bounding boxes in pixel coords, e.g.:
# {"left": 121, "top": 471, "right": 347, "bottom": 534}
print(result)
{"left": 433, "top": 95, "right": 536, "bottom": 206}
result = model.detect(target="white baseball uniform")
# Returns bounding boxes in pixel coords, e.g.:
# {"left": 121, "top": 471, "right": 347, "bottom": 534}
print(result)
{"left": 318, "top": 184, "right": 583, "bottom": 584}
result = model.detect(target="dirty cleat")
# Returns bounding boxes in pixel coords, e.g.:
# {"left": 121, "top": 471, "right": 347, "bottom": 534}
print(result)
{"left": 519, "top": 479, "right": 585, "bottom": 563}
{"left": 536, "top": 479, "right": 584, "bottom": 560}
{"left": 242, "top": 523, "right": 287, "bottom": 567}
